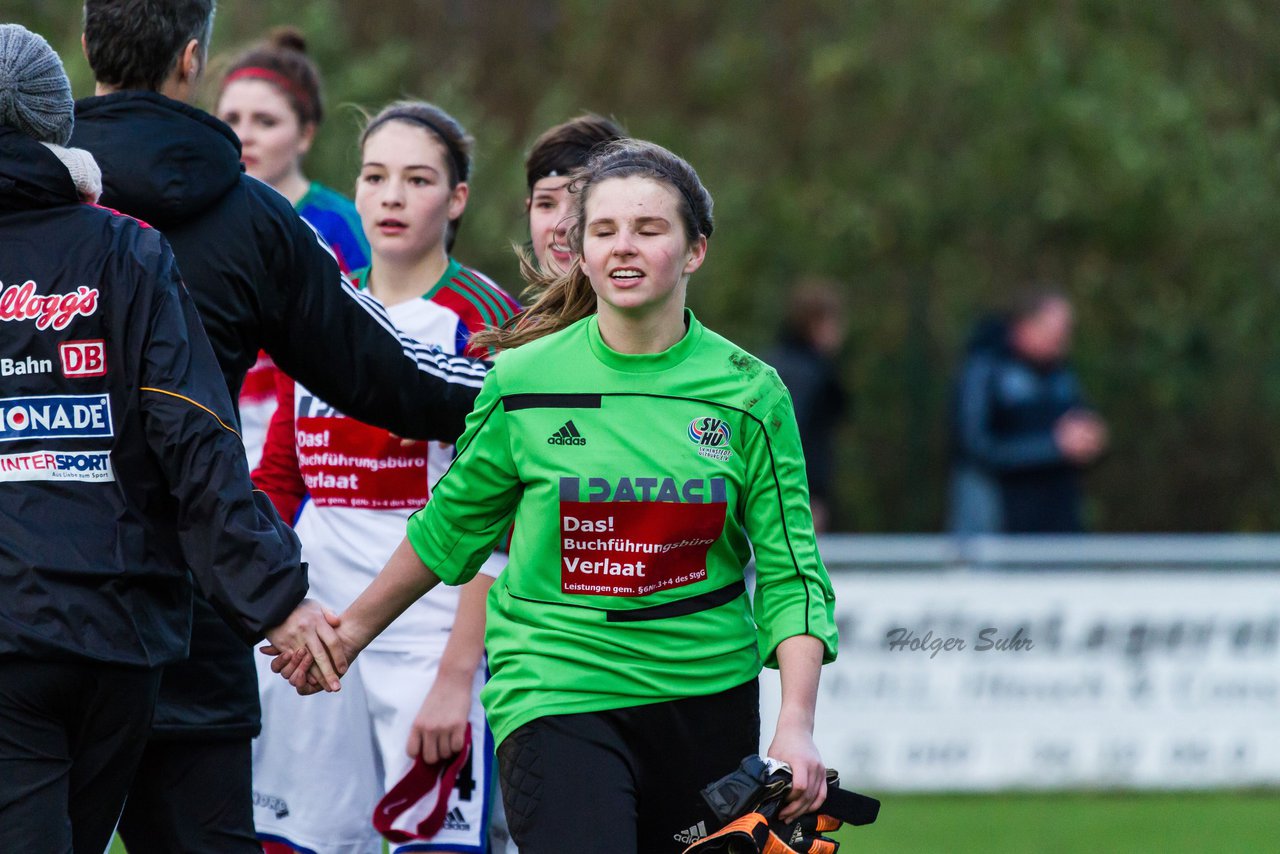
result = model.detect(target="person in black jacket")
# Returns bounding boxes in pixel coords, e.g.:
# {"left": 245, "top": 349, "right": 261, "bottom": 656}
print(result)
{"left": 764, "top": 279, "right": 850, "bottom": 532}
{"left": 0, "top": 24, "right": 344, "bottom": 854}
{"left": 948, "top": 289, "right": 1108, "bottom": 534}
{"left": 70, "top": 2, "right": 491, "bottom": 851}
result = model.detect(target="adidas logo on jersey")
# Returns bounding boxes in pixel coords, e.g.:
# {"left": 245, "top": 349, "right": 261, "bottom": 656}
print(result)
{"left": 443, "top": 806, "right": 471, "bottom": 831}
{"left": 673, "top": 820, "right": 709, "bottom": 844}
{"left": 547, "top": 420, "right": 586, "bottom": 446}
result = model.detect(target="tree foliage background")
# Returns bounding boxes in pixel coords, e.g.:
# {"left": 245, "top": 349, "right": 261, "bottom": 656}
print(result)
{"left": 11, "top": 0, "right": 1280, "bottom": 531}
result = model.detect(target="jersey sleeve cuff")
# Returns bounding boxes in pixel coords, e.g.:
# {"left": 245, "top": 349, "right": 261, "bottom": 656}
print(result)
{"left": 406, "top": 507, "right": 476, "bottom": 587}
{"left": 759, "top": 611, "right": 839, "bottom": 669}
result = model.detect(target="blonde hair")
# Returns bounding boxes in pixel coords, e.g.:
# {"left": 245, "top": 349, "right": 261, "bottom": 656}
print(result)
{"left": 471, "top": 139, "right": 713, "bottom": 353}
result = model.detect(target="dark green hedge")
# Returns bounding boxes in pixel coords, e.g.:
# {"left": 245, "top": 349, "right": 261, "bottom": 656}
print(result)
{"left": 14, "top": 0, "right": 1280, "bottom": 530}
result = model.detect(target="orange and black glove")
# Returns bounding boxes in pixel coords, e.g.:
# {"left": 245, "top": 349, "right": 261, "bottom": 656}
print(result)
{"left": 683, "top": 758, "right": 878, "bottom": 854}
{"left": 679, "top": 810, "right": 791, "bottom": 853}
{"left": 680, "top": 808, "right": 843, "bottom": 853}
{"left": 768, "top": 807, "right": 845, "bottom": 853}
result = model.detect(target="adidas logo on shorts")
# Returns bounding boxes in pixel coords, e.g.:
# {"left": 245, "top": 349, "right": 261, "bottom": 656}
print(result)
{"left": 673, "top": 820, "right": 709, "bottom": 844}
{"left": 547, "top": 420, "right": 586, "bottom": 446}
{"left": 443, "top": 806, "right": 471, "bottom": 831}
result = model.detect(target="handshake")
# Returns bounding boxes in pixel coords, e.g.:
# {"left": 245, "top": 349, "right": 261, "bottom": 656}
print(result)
{"left": 258, "top": 537, "right": 446, "bottom": 693}
{"left": 259, "top": 598, "right": 363, "bottom": 694}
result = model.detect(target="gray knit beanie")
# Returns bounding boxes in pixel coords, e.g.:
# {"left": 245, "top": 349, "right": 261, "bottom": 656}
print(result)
{"left": 0, "top": 24, "right": 74, "bottom": 146}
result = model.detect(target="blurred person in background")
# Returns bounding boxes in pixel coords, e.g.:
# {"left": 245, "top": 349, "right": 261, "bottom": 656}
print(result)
{"left": 0, "top": 24, "right": 342, "bottom": 852}
{"left": 251, "top": 101, "right": 519, "bottom": 854}
{"left": 765, "top": 279, "right": 850, "bottom": 532}
{"left": 524, "top": 113, "right": 625, "bottom": 276}
{"left": 948, "top": 288, "right": 1108, "bottom": 534}
{"left": 71, "top": 1, "right": 487, "bottom": 850}
{"left": 218, "top": 27, "right": 368, "bottom": 272}
{"left": 216, "top": 26, "right": 370, "bottom": 468}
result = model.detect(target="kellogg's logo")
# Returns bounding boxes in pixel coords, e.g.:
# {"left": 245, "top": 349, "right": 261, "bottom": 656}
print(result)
{"left": 688, "top": 416, "right": 733, "bottom": 461}
{"left": 0, "top": 280, "right": 99, "bottom": 331}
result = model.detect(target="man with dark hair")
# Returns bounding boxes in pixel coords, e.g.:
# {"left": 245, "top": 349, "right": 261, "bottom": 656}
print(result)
{"left": 71, "top": 2, "right": 488, "bottom": 850}
{"left": 82, "top": 0, "right": 215, "bottom": 91}
{"left": 765, "top": 278, "right": 850, "bottom": 532}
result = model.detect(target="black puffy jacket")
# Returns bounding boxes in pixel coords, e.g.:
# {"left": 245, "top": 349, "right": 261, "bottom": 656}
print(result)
{"left": 0, "top": 126, "right": 306, "bottom": 669}
{"left": 71, "top": 92, "right": 488, "bottom": 737}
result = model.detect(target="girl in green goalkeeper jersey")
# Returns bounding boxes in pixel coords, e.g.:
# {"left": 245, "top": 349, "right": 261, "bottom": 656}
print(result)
{"left": 273, "top": 140, "right": 838, "bottom": 854}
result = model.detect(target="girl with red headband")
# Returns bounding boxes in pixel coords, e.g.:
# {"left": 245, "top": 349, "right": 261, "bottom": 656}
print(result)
{"left": 216, "top": 28, "right": 370, "bottom": 469}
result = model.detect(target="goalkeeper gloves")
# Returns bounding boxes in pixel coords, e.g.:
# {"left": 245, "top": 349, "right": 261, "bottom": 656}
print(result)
{"left": 682, "top": 755, "right": 879, "bottom": 854}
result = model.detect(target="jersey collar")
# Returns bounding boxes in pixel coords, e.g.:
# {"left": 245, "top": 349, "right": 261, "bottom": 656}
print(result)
{"left": 352, "top": 256, "right": 463, "bottom": 299}
{"left": 586, "top": 308, "right": 703, "bottom": 373}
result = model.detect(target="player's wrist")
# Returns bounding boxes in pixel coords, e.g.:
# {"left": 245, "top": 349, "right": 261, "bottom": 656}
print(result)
{"left": 774, "top": 706, "right": 816, "bottom": 732}
{"left": 436, "top": 658, "right": 480, "bottom": 687}
{"left": 338, "top": 610, "right": 377, "bottom": 654}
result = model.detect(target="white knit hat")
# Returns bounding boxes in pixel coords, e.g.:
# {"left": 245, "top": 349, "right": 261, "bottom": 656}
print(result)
{"left": 0, "top": 24, "right": 74, "bottom": 146}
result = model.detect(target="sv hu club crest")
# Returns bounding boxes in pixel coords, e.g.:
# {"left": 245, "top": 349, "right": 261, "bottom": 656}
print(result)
{"left": 688, "top": 416, "right": 732, "bottom": 460}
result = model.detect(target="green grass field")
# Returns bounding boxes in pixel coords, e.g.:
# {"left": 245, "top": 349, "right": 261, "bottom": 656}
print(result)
{"left": 830, "top": 791, "right": 1280, "bottom": 853}
{"left": 110, "top": 790, "right": 1280, "bottom": 852}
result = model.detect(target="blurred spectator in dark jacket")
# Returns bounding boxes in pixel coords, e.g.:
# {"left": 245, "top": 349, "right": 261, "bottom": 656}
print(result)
{"left": 948, "top": 289, "right": 1107, "bottom": 534}
{"left": 766, "top": 278, "right": 850, "bottom": 532}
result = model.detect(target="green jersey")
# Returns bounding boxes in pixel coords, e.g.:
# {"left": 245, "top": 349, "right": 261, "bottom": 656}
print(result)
{"left": 406, "top": 310, "right": 837, "bottom": 746}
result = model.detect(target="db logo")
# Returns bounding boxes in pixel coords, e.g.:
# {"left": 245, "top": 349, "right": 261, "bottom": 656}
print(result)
{"left": 59, "top": 340, "right": 107, "bottom": 378}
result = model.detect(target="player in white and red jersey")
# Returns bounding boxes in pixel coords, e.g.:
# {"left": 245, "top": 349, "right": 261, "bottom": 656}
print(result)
{"left": 252, "top": 101, "right": 518, "bottom": 854}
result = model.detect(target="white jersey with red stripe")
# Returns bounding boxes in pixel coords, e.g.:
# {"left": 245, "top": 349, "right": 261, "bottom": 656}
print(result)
{"left": 238, "top": 350, "right": 276, "bottom": 470}
{"left": 269, "top": 260, "right": 519, "bottom": 648}
{"left": 292, "top": 388, "right": 467, "bottom": 648}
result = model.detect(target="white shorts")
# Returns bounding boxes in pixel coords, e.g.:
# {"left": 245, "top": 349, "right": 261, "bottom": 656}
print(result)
{"left": 252, "top": 646, "right": 493, "bottom": 854}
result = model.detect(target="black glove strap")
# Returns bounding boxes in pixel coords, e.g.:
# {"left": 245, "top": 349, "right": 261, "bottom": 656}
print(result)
{"left": 819, "top": 786, "right": 880, "bottom": 827}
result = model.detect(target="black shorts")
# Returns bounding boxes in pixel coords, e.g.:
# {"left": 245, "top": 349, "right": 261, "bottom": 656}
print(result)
{"left": 497, "top": 679, "right": 760, "bottom": 854}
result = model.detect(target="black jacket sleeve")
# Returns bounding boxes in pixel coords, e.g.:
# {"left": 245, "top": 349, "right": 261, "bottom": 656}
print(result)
{"left": 254, "top": 183, "right": 488, "bottom": 443}
{"left": 139, "top": 238, "right": 308, "bottom": 642}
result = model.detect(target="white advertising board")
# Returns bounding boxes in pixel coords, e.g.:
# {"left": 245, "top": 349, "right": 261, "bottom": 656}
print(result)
{"left": 759, "top": 569, "right": 1280, "bottom": 790}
